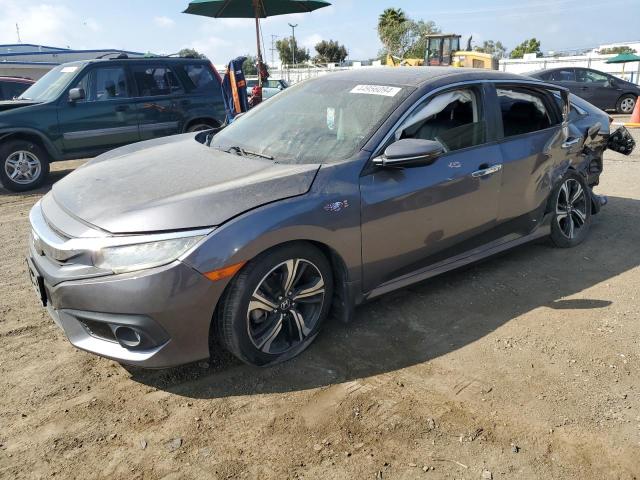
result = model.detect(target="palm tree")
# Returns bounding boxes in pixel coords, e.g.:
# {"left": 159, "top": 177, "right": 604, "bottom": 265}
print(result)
{"left": 378, "top": 8, "right": 406, "bottom": 32}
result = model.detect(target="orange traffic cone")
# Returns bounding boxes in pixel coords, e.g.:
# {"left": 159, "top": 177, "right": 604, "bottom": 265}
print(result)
{"left": 631, "top": 97, "right": 640, "bottom": 124}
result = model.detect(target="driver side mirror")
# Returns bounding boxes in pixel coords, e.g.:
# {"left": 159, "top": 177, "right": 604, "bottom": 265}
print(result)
{"left": 68, "top": 88, "right": 85, "bottom": 102}
{"left": 373, "top": 138, "right": 444, "bottom": 168}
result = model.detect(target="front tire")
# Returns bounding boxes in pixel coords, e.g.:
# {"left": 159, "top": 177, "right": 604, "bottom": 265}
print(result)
{"left": 186, "top": 122, "right": 217, "bottom": 132}
{"left": 216, "top": 243, "right": 333, "bottom": 366}
{"left": 550, "top": 172, "right": 591, "bottom": 248}
{"left": 616, "top": 94, "right": 636, "bottom": 115}
{"left": 0, "top": 140, "right": 50, "bottom": 192}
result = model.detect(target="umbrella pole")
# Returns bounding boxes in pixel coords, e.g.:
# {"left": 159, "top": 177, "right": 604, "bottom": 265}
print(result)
{"left": 253, "top": 0, "right": 263, "bottom": 87}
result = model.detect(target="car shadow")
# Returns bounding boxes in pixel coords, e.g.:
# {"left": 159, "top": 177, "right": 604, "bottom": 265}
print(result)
{"left": 127, "top": 194, "right": 640, "bottom": 399}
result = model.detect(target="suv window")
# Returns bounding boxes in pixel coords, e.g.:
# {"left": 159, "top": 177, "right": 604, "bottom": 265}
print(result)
{"left": 497, "top": 88, "right": 556, "bottom": 137}
{"left": 576, "top": 69, "right": 608, "bottom": 83}
{"left": 396, "top": 88, "right": 486, "bottom": 152}
{"left": 182, "top": 64, "right": 217, "bottom": 93}
{"left": 133, "top": 65, "right": 183, "bottom": 96}
{"left": 548, "top": 69, "right": 575, "bottom": 82}
{"left": 71, "top": 66, "right": 130, "bottom": 102}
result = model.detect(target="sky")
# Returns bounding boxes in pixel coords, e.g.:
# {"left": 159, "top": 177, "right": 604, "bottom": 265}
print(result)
{"left": 0, "top": 0, "right": 639, "bottom": 64}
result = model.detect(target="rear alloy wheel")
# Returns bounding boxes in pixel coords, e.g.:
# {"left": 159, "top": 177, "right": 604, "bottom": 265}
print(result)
{"left": 0, "top": 140, "right": 50, "bottom": 192}
{"left": 550, "top": 173, "right": 591, "bottom": 248}
{"left": 616, "top": 94, "right": 636, "bottom": 114}
{"left": 217, "top": 244, "right": 333, "bottom": 366}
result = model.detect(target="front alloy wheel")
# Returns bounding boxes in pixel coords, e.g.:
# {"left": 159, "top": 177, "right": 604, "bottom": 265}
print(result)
{"left": 217, "top": 243, "right": 333, "bottom": 366}
{"left": 550, "top": 173, "right": 591, "bottom": 248}
{"left": 247, "top": 259, "right": 325, "bottom": 355}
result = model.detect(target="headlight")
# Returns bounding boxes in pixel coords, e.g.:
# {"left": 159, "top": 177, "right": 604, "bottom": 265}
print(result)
{"left": 93, "top": 236, "right": 204, "bottom": 274}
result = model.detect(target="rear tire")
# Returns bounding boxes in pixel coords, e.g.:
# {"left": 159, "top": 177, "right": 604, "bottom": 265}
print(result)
{"left": 616, "top": 94, "right": 636, "bottom": 115}
{"left": 216, "top": 243, "right": 333, "bottom": 366}
{"left": 549, "top": 171, "right": 591, "bottom": 248}
{"left": 0, "top": 139, "right": 50, "bottom": 192}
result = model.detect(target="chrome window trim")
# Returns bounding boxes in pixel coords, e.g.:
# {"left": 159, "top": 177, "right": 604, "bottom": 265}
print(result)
{"left": 371, "top": 78, "right": 569, "bottom": 158}
{"left": 30, "top": 200, "right": 213, "bottom": 262}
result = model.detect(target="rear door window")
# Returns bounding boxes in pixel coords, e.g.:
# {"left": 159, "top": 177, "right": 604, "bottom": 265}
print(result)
{"left": 497, "top": 87, "right": 558, "bottom": 137}
{"left": 133, "top": 65, "right": 184, "bottom": 96}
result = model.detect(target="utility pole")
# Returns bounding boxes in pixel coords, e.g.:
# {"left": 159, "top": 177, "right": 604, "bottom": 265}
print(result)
{"left": 270, "top": 34, "right": 279, "bottom": 66}
{"left": 288, "top": 23, "right": 298, "bottom": 67}
{"left": 16, "top": 23, "right": 22, "bottom": 43}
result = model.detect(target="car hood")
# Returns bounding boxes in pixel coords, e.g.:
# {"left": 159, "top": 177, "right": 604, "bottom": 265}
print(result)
{"left": 0, "top": 100, "right": 41, "bottom": 112}
{"left": 48, "top": 133, "right": 320, "bottom": 234}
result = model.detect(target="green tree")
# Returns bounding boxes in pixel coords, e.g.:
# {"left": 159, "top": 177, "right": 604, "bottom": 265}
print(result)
{"left": 510, "top": 38, "right": 542, "bottom": 59}
{"left": 242, "top": 55, "right": 258, "bottom": 76}
{"left": 276, "top": 37, "right": 310, "bottom": 65}
{"left": 474, "top": 40, "right": 507, "bottom": 59}
{"left": 377, "top": 7, "right": 407, "bottom": 54}
{"left": 404, "top": 20, "right": 440, "bottom": 58}
{"left": 377, "top": 8, "right": 439, "bottom": 59}
{"left": 178, "top": 48, "right": 206, "bottom": 59}
{"left": 314, "top": 39, "right": 348, "bottom": 63}
{"left": 598, "top": 46, "right": 637, "bottom": 55}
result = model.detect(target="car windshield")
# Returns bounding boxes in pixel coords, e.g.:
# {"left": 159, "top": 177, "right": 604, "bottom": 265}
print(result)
{"left": 211, "top": 77, "right": 412, "bottom": 164}
{"left": 18, "top": 63, "right": 83, "bottom": 102}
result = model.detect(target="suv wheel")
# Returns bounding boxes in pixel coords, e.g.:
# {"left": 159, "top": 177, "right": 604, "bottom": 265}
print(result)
{"left": 616, "top": 94, "right": 636, "bottom": 114}
{"left": 216, "top": 243, "right": 333, "bottom": 366}
{"left": 0, "top": 140, "right": 50, "bottom": 192}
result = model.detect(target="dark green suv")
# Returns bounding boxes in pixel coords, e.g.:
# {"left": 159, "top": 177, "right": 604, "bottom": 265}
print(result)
{"left": 0, "top": 57, "right": 225, "bottom": 191}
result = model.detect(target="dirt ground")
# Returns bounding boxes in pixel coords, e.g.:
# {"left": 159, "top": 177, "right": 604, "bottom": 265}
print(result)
{"left": 1, "top": 121, "right": 639, "bottom": 480}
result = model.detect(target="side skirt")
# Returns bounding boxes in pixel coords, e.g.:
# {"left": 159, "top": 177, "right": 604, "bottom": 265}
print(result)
{"left": 364, "top": 216, "right": 552, "bottom": 300}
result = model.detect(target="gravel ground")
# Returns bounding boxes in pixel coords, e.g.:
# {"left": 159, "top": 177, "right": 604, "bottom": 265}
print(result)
{"left": 0, "top": 122, "right": 639, "bottom": 479}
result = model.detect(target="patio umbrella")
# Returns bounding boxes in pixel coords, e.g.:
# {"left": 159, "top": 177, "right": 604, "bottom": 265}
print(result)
{"left": 183, "top": 0, "right": 331, "bottom": 85}
{"left": 606, "top": 52, "right": 640, "bottom": 80}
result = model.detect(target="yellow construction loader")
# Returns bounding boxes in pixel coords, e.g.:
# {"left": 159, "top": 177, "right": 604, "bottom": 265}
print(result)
{"left": 387, "top": 34, "right": 497, "bottom": 70}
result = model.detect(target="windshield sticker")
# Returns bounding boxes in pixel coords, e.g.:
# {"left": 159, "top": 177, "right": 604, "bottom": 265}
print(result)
{"left": 350, "top": 84, "right": 401, "bottom": 97}
{"left": 61, "top": 66, "right": 78, "bottom": 73}
{"left": 326, "top": 107, "right": 336, "bottom": 130}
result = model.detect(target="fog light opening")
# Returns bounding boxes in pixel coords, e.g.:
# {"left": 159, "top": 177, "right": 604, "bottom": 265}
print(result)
{"left": 113, "top": 326, "right": 142, "bottom": 348}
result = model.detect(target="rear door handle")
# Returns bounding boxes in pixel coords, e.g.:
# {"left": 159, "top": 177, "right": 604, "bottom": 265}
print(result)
{"left": 115, "top": 105, "right": 130, "bottom": 112}
{"left": 562, "top": 137, "right": 581, "bottom": 149}
{"left": 471, "top": 164, "right": 502, "bottom": 178}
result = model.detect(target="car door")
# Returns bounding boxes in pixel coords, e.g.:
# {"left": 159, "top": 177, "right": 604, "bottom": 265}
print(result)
{"left": 574, "top": 69, "right": 618, "bottom": 109}
{"left": 360, "top": 85, "right": 503, "bottom": 292}
{"left": 58, "top": 65, "right": 139, "bottom": 157}
{"left": 131, "top": 63, "right": 186, "bottom": 140}
{"left": 493, "top": 84, "right": 569, "bottom": 234}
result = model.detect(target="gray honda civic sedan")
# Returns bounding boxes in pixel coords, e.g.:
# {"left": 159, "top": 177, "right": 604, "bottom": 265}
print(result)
{"left": 27, "top": 67, "right": 629, "bottom": 368}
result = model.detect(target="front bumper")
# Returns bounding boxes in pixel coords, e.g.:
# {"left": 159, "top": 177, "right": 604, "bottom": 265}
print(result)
{"left": 29, "top": 245, "right": 225, "bottom": 369}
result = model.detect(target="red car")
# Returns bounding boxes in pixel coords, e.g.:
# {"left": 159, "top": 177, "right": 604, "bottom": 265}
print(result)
{"left": 0, "top": 76, "right": 34, "bottom": 101}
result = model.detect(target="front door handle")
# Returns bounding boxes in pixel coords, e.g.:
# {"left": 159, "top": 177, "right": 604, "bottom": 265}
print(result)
{"left": 471, "top": 164, "right": 502, "bottom": 178}
{"left": 115, "top": 105, "right": 130, "bottom": 112}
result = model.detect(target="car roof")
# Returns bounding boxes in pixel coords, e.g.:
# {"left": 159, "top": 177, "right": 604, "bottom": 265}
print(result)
{"left": 321, "top": 67, "right": 534, "bottom": 87}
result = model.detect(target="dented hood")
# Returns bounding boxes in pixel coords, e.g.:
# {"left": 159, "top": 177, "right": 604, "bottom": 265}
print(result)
{"left": 48, "top": 134, "right": 319, "bottom": 233}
